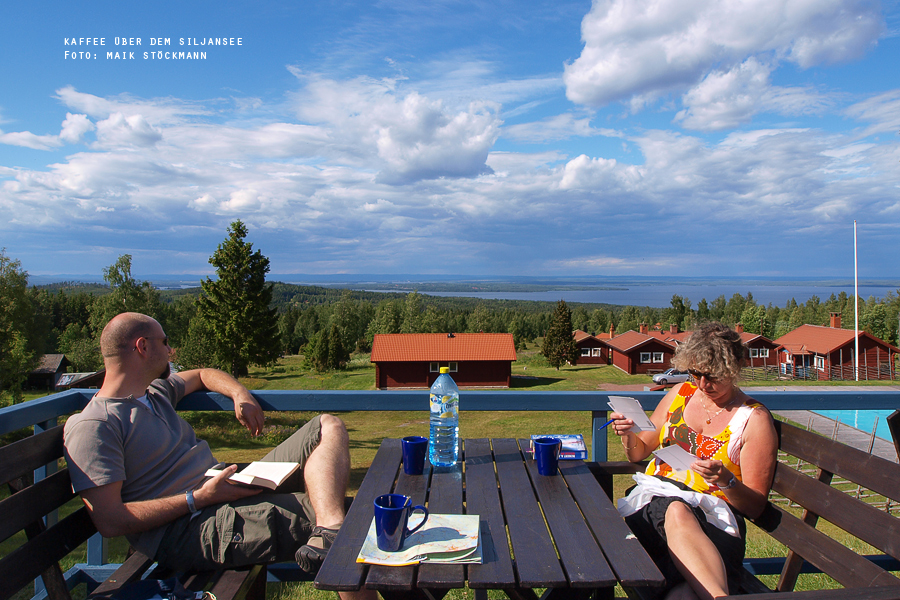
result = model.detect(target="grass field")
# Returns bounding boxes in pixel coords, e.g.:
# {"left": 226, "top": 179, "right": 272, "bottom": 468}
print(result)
{"left": 7, "top": 341, "right": 896, "bottom": 599}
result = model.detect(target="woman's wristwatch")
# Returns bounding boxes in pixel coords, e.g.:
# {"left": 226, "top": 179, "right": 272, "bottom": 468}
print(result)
{"left": 719, "top": 471, "right": 737, "bottom": 490}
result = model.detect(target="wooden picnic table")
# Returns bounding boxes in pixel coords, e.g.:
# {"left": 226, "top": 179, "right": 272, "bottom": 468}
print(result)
{"left": 315, "top": 438, "right": 664, "bottom": 599}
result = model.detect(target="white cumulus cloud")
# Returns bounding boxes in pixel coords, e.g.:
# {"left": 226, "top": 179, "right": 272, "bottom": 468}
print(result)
{"left": 60, "top": 113, "right": 95, "bottom": 144}
{"left": 564, "top": 0, "right": 884, "bottom": 109}
{"left": 95, "top": 113, "right": 163, "bottom": 148}
{"left": 289, "top": 73, "right": 502, "bottom": 184}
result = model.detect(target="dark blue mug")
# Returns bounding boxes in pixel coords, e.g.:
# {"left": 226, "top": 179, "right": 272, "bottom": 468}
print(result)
{"left": 373, "top": 493, "right": 429, "bottom": 551}
{"left": 401, "top": 436, "right": 428, "bottom": 475}
{"left": 533, "top": 437, "right": 561, "bottom": 476}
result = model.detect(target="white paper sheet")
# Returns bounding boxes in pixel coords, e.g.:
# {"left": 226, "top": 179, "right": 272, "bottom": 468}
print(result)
{"left": 651, "top": 445, "right": 698, "bottom": 472}
{"left": 607, "top": 396, "right": 656, "bottom": 431}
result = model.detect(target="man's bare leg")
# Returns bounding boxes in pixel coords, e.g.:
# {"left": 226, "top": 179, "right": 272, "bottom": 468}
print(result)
{"left": 296, "top": 414, "right": 356, "bottom": 574}
{"left": 304, "top": 413, "right": 351, "bottom": 527}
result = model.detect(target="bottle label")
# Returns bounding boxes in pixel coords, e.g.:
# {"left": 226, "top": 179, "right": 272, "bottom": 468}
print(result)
{"left": 430, "top": 393, "right": 457, "bottom": 417}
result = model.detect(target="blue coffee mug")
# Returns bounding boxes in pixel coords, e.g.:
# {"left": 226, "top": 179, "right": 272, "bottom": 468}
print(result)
{"left": 533, "top": 437, "right": 561, "bottom": 476}
{"left": 401, "top": 436, "right": 428, "bottom": 475}
{"left": 373, "top": 493, "right": 429, "bottom": 551}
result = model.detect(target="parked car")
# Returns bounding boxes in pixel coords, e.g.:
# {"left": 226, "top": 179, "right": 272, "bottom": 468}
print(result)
{"left": 652, "top": 368, "right": 690, "bottom": 386}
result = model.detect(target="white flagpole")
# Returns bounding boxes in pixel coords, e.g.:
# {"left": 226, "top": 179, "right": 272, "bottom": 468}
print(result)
{"left": 854, "top": 221, "right": 859, "bottom": 381}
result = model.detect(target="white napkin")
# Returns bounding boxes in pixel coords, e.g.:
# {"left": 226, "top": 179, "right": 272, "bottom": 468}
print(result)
{"left": 617, "top": 472, "right": 740, "bottom": 537}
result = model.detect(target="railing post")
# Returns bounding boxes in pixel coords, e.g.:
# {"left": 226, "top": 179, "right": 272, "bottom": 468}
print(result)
{"left": 33, "top": 419, "right": 56, "bottom": 597}
{"left": 87, "top": 533, "right": 108, "bottom": 566}
{"left": 591, "top": 410, "right": 609, "bottom": 462}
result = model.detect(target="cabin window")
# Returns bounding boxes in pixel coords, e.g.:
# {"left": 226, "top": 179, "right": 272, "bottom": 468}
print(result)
{"left": 653, "top": 352, "right": 664, "bottom": 363}
{"left": 582, "top": 348, "right": 591, "bottom": 357}
{"left": 430, "top": 362, "right": 439, "bottom": 372}
{"left": 815, "top": 356, "right": 825, "bottom": 370}
{"left": 640, "top": 352, "right": 652, "bottom": 363}
{"left": 449, "top": 362, "right": 458, "bottom": 372}
{"left": 592, "top": 348, "right": 602, "bottom": 357}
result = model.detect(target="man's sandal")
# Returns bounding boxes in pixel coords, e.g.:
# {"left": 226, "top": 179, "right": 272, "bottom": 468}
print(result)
{"left": 296, "top": 525, "right": 340, "bottom": 573}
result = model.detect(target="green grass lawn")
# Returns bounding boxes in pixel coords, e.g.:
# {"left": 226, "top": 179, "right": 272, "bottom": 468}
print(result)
{"left": 8, "top": 342, "right": 895, "bottom": 600}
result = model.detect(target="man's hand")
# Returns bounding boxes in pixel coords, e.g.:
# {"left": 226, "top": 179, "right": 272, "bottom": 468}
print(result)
{"left": 234, "top": 389, "right": 264, "bottom": 436}
{"left": 180, "top": 369, "right": 265, "bottom": 436}
{"left": 80, "top": 466, "right": 263, "bottom": 538}
{"left": 193, "top": 464, "right": 263, "bottom": 508}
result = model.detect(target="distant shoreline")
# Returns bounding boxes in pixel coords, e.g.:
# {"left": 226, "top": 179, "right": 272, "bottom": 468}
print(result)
{"left": 28, "top": 274, "right": 898, "bottom": 309}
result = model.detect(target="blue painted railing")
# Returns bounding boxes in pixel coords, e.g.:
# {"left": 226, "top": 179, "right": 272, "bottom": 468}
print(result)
{"left": 3, "top": 387, "right": 899, "bottom": 596}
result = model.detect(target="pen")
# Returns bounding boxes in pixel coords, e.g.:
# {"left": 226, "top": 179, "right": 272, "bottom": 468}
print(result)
{"left": 598, "top": 418, "right": 615, "bottom": 430}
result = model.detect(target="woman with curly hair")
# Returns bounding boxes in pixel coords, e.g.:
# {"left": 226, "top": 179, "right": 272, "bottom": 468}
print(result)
{"left": 610, "top": 322, "right": 777, "bottom": 600}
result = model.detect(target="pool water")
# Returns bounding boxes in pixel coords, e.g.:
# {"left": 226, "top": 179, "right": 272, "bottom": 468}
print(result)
{"left": 815, "top": 410, "right": 895, "bottom": 441}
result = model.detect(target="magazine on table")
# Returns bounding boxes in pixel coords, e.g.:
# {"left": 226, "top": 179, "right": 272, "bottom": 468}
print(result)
{"left": 205, "top": 462, "right": 300, "bottom": 490}
{"left": 356, "top": 513, "right": 482, "bottom": 566}
{"left": 528, "top": 434, "right": 588, "bottom": 460}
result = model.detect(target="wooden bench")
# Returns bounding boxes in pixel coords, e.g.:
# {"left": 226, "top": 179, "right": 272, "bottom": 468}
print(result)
{"left": 594, "top": 419, "right": 900, "bottom": 599}
{"left": 0, "top": 425, "right": 268, "bottom": 600}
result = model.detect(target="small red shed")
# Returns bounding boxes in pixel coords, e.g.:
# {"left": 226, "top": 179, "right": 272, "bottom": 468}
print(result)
{"left": 371, "top": 333, "right": 517, "bottom": 389}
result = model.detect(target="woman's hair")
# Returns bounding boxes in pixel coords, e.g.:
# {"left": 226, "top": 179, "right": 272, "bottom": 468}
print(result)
{"left": 671, "top": 321, "right": 747, "bottom": 381}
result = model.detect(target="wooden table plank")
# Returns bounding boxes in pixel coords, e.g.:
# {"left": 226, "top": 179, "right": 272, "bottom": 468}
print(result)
{"left": 519, "top": 440, "right": 615, "bottom": 589}
{"left": 465, "top": 438, "right": 517, "bottom": 590}
{"left": 418, "top": 456, "right": 465, "bottom": 589}
{"left": 492, "top": 438, "right": 567, "bottom": 589}
{"left": 559, "top": 460, "right": 665, "bottom": 589}
{"left": 366, "top": 459, "right": 432, "bottom": 592}
{"left": 316, "top": 438, "right": 401, "bottom": 592}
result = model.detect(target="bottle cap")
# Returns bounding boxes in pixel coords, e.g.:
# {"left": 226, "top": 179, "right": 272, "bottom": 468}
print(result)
{"left": 440, "top": 367, "right": 449, "bottom": 374}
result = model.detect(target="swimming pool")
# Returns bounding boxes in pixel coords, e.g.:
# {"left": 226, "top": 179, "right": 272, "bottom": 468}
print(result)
{"left": 815, "top": 410, "right": 895, "bottom": 441}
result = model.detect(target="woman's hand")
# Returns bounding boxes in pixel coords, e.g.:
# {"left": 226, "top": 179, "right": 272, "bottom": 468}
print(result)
{"left": 610, "top": 412, "right": 636, "bottom": 437}
{"left": 691, "top": 459, "right": 734, "bottom": 489}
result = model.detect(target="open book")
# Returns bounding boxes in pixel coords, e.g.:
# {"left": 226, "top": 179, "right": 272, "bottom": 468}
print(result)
{"left": 205, "top": 462, "right": 300, "bottom": 490}
{"left": 357, "top": 513, "right": 482, "bottom": 566}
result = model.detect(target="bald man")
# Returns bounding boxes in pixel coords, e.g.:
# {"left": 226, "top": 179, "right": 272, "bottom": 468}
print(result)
{"left": 63, "top": 313, "right": 374, "bottom": 599}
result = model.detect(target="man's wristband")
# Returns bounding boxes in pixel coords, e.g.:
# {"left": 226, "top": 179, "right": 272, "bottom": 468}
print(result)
{"left": 185, "top": 490, "right": 198, "bottom": 513}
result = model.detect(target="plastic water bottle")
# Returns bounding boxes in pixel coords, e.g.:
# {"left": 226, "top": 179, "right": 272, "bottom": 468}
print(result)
{"left": 429, "top": 367, "right": 459, "bottom": 467}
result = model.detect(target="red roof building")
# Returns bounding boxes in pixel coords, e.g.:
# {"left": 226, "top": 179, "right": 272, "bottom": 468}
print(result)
{"left": 773, "top": 313, "right": 898, "bottom": 380}
{"left": 573, "top": 329, "right": 609, "bottom": 365}
{"left": 734, "top": 324, "right": 780, "bottom": 369}
{"left": 602, "top": 326, "right": 676, "bottom": 375}
{"left": 646, "top": 324, "right": 691, "bottom": 346}
{"left": 371, "top": 333, "right": 517, "bottom": 389}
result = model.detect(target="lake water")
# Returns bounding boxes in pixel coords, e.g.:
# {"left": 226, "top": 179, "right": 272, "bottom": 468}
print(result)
{"left": 420, "top": 283, "right": 896, "bottom": 309}
{"left": 815, "top": 410, "right": 894, "bottom": 441}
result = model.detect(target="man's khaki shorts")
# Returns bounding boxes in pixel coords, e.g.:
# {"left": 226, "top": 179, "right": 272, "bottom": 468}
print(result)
{"left": 155, "top": 415, "right": 322, "bottom": 570}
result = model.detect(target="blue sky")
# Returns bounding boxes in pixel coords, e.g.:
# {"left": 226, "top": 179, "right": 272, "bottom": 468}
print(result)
{"left": 2, "top": 0, "right": 899, "bottom": 280}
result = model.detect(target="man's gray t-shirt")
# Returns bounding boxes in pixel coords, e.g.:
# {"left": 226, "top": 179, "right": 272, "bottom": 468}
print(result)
{"left": 63, "top": 374, "right": 217, "bottom": 556}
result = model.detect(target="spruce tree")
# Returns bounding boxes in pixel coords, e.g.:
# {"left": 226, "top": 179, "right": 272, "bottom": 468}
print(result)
{"left": 197, "top": 220, "right": 281, "bottom": 377}
{"left": 542, "top": 300, "right": 577, "bottom": 370}
{"left": 0, "top": 249, "right": 36, "bottom": 404}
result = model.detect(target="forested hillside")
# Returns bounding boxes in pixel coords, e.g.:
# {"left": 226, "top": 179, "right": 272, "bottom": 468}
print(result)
{"left": 4, "top": 244, "right": 899, "bottom": 405}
